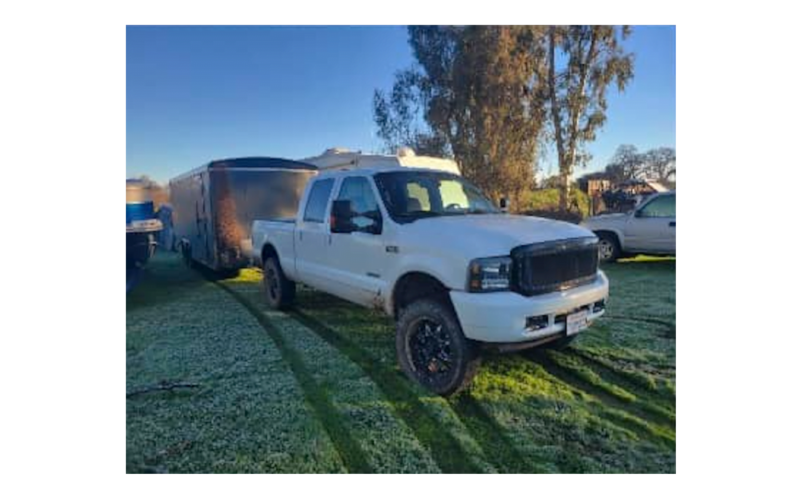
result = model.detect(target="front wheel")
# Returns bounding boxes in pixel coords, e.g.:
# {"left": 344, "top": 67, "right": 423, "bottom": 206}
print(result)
{"left": 262, "top": 256, "right": 295, "bottom": 310}
{"left": 596, "top": 232, "right": 621, "bottom": 263}
{"left": 396, "top": 299, "right": 481, "bottom": 396}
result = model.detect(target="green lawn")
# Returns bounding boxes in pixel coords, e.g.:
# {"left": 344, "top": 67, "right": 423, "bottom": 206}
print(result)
{"left": 127, "top": 253, "right": 675, "bottom": 473}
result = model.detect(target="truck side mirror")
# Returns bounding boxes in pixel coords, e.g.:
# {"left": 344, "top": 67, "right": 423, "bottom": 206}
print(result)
{"left": 364, "top": 210, "right": 383, "bottom": 235}
{"left": 499, "top": 197, "right": 509, "bottom": 213}
{"left": 331, "top": 200, "right": 355, "bottom": 233}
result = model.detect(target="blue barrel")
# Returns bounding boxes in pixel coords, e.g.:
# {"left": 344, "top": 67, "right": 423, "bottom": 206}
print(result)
{"left": 126, "top": 201, "right": 155, "bottom": 224}
{"left": 126, "top": 179, "right": 155, "bottom": 224}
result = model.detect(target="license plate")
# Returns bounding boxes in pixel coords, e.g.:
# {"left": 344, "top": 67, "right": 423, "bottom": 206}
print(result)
{"left": 566, "top": 310, "right": 589, "bottom": 336}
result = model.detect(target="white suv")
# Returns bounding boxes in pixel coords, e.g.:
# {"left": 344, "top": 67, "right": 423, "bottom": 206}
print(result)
{"left": 582, "top": 191, "right": 676, "bottom": 262}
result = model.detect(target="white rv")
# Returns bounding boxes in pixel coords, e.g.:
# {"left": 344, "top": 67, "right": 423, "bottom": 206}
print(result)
{"left": 302, "top": 147, "right": 461, "bottom": 175}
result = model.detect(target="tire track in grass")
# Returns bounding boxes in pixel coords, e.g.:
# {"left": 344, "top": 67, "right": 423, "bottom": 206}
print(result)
{"left": 525, "top": 352, "right": 675, "bottom": 448}
{"left": 451, "top": 393, "right": 551, "bottom": 473}
{"left": 542, "top": 351, "right": 676, "bottom": 427}
{"left": 565, "top": 349, "right": 676, "bottom": 409}
{"left": 212, "top": 281, "right": 372, "bottom": 473}
{"left": 287, "top": 308, "right": 488, "bottom": 473}
{"left": 232, "top": 287, "right": 441, "bottom": 473}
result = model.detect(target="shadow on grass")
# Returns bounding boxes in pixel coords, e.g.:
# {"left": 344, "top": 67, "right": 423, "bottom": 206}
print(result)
{"left": 521, "top": 350, "right": 676, "bottom": 448}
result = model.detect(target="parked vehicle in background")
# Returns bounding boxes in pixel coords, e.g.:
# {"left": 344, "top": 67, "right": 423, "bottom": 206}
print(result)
{"left": 126, "top": 179, "right": 163, "bottom": 292}
{"left": 169, "top": 157, "right": 317, "bottom": 273}
{"left": 582, "top": 191, "right": 676, "bottom": 262}
{"left": 250, "top": 154, "right": 609, "bottom": 396}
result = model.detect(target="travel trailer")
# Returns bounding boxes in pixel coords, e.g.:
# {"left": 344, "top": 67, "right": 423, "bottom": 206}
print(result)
{"left": 302, "top": 147, "right": 461, "bottom": 175}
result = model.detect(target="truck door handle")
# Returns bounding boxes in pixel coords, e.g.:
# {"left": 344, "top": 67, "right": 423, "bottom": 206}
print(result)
{"left": 298, "top": 231, "right": 303, "bottom": 241}
{"left": 669, "top": 222, "right": 675, "bottom": 227}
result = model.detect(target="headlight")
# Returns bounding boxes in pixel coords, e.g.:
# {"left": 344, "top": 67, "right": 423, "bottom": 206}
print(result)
{"left": 468, "top": 256, "right": 513, "bottom": 292}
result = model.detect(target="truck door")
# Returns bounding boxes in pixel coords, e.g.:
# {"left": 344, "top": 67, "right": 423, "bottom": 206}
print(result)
{"left": 328, "top": 175, "right": 388, "bottom": 307}
{"left": 294, "top": 178, "right": 337, "bottom": 291}
{"left": 624, "top": 193, "right": 676, "bottom": 253}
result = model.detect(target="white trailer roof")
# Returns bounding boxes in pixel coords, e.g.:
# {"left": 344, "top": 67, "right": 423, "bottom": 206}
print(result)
{"left": 301, "top": 147, "right": 461, "bottom": 175}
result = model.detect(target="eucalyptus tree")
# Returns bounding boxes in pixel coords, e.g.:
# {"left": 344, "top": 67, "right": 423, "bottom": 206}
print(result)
{"left": 546, "top": 25, "right": 634, "bottom": 210}
{"left": 374, "top": 26, "right": 549, "bottom": 205}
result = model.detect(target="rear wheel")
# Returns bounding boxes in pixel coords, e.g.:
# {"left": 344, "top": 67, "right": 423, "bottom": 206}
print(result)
{"left": 596, "top": 232, "right": 621, "bottom": 263}
{"left": 396, "top": 299, "right": 481, "bottom": 396}
{"left": 262, "top": 256, "right": 295, "bottom": 310}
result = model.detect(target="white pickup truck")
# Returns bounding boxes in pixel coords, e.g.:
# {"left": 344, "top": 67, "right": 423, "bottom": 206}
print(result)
{"left": 251, "top": 167, "right": 609, "bottom": 395}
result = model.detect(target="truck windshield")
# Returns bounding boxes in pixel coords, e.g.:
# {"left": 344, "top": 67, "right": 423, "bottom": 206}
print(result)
{"left": 373, "top": 170, "right": 499, "bottom": 223}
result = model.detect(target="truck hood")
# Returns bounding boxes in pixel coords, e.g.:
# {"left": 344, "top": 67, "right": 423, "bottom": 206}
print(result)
{"left": 399, "top": 214, "right": 595, "bottom": 259}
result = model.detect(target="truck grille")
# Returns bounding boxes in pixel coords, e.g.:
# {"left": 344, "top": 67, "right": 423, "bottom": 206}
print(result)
{"left": 511, "top": 237, "right": 599, "bottom": 296}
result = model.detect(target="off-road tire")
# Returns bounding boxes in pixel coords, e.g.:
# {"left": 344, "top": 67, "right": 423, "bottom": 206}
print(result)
{"left": 262, "top": 256, "right": 295, "bottom": 310}
{"left": 396, "top": 299, "right": 481, "bottom": 396}
{"left": 596, "top": 231, "right": 621, "bottom": 263}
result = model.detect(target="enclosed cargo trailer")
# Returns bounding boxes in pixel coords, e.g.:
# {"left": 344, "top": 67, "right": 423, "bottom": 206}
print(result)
{"left": 169, "top": 157, "right": 317, "bottom": 272}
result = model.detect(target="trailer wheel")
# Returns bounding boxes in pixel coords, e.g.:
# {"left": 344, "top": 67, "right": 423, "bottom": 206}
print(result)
{"left": 262, "top": 256, "right": 295, "bottom": 310}
{"left": 181, "top": 242, "right": 195, "bottom": 269}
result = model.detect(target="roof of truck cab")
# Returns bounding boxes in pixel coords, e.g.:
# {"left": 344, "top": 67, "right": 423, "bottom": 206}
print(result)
{"left": 170, "top": 156, "right": 316, "bottom": 183}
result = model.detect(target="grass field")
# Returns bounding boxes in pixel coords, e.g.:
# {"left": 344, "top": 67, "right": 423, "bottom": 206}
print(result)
{"left": 127, "top": 253, "right": 675, "bottom": 473}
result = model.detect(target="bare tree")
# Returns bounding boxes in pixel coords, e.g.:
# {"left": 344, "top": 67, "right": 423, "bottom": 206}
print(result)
{"left": 604, "top": 144, "right": 676, "bottom": 185}
{"left": 642, "top": 147, "right": 676, "bottom": 183}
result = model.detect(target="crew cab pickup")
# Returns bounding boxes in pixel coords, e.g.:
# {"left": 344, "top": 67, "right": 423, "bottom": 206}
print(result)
{"left": 251, "top": 167, "right": 609, "bottom": 395}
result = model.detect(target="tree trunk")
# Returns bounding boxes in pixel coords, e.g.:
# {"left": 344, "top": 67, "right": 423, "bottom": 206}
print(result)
{"left": 548, "top": 27, "right": 568, "bottom": 211}
{"left": 562, "top": 30, "right": 597, "bottom": 213}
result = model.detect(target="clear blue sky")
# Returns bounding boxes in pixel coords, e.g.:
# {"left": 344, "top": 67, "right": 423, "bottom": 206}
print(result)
{"left": 127, "top": 25, "right": 675, "bottom": 183}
